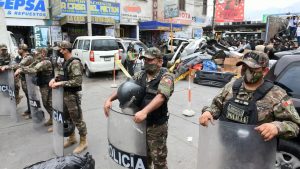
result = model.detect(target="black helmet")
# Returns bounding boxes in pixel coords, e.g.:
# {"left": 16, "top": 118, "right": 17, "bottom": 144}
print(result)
{"left": 64, "top": 119, "right": 75, "bottom": 137}
{"left": 117, "top": 78, "right": 145, "bottom": 108}
{"left": 32, "top": 110, "right": 45, "bottom": 123}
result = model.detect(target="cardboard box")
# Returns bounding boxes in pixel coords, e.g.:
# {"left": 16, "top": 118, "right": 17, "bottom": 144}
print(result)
{"left": 223, "top": 58, "right": 242, "bottom": 75}
{"left": 214, "top": 59, "right": 224, "bottom": 65}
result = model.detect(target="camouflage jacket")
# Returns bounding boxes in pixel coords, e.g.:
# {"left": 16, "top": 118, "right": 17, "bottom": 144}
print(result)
{"left": 9, "top": 53, "right": 34, "bottom": 70}
{"left": 0, "top": 53, "right": 12, "bottom": 66}
{"left": 202, "top": 78, "right": 300, "bottom": 139}
{"left": 133, "top": 68, "right": 175, "bottom": 100}
{"left": 59, "top": 58, "right": 83, "bottom": 88}
{"left": 21, "top": 57, "right": 53, "bottom": 76}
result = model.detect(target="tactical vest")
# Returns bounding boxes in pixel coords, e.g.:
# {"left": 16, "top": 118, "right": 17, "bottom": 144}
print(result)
{"left": 62, "top": 57, "right": 82, "bottom": 92}
{"left": 138, "top": 68, "right": 169, "bottom": 126}
{"left": 219, "top": 78, "right": 274, "bottom": 125}
{"left": 36, "top": 58, "right": 54, "bottom": 86}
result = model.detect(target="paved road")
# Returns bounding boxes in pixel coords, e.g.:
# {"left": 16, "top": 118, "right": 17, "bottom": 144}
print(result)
{"left": 0, "top": 72, "right": 220, "bottom": 169}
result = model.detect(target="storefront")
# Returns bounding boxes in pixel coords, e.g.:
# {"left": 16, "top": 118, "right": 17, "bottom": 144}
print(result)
{"left": 120, "top": 0, "right": 152, "bottom": 39}
{"left": 139, "top": 21, "right": 183, "bottom": 47}
{"left": 51, "top": 0, "right": 120, "bottom": 42}
{"left": 2, "top": 0, "right": 50, "bottom": 48}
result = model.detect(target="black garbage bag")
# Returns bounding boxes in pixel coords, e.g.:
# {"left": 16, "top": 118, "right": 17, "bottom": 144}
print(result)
{"left": 24, "top": 152, "right": 95, "bottom": 169}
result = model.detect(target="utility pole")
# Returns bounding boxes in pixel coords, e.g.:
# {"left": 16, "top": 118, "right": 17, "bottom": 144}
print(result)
{"left": 87, "top": 0, "right": 92, "bottom": 36}
{"left": 211, "top": 0, "right": 216, "bottom": 38}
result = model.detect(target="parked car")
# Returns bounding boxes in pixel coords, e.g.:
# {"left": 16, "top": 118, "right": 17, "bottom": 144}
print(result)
{"left": 161, "top": 37, "right": 189, "bottom": 54}
{"left": 116, "top": 38, "right": 148, "bottom": 73}
{"left": 265, "top": 54, "right": 300, "bottom": 169}
{"left": 72, "top": 36, "right": 121, "bottom": 77}
{"left": 273, "top": 49, "right": 300, "bottom": 60}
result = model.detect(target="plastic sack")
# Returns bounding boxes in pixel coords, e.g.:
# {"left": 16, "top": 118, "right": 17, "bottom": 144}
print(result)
{"left": 24, "top": 152, "right": 95, "bottom": 169}
{"left": 202, "top": 60, "right": 217, "bottom": 71}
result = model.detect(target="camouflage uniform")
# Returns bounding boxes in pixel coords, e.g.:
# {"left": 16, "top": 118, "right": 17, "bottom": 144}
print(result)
{"left": 133, "top": 47, "right": 175, "bottom": 169}
{"left": 21, "top": 54, "right": 53, "bottom": 119}
{"left": 58, "top": 57, "right": 87, "bottom": 137}
{"left": 202, "top": 51, "right": 300, "bottom": 139}
{"left": 202, "top": 78, "right": 300, "bottom": 138}
{"left": 0, "top": 45, "right": 12, "bottom": 66}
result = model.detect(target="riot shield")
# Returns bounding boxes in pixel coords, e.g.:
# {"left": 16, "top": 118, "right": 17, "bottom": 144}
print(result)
{"left": 52, "top": 87, "right": 64, "bottom": 156}
{"left": 197, "top": 121, "right": 277, "bottom": 169}
{"left": 0, "top": 70, "right": 17, "bottom": 121}
{"left": 25, "top": 74, "right": 45, "bottom": 129}
{"left": 108, "top": 107, "right": 147, "bottom": 169}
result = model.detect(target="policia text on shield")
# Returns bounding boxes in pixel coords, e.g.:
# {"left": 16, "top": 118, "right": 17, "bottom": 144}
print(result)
{"left": 104, "top": 47, "right": 175, "bottom": 169}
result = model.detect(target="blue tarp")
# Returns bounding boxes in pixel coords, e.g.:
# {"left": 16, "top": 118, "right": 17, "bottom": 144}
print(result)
{"left": 139, "top": 21, "right": 183, "bottom": 31}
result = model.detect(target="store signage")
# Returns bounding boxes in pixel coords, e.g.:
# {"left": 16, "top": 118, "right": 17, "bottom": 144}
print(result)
{"left": 123, "top": 5, "right": 141, "bottom": 13}
{"left": 57, "top": 0, "right": 120, "bottom": 21}
{"left": 60, "top": 15, "right": 86, "bottom": 25}
{"left": 121, "top": 2, "right": 151, "bottom": 24}
{"left": 0, "top": 0, "right": 49, "bottom": 19}
{"left": 60, "top": 15, "right": 115, "bottom": 25}
{"left": 153, "top": 0, "right": 157, "bottom": 20}
{"left": 159, "top": 11, "right": 193, "bottom": 25}
{"left": 92, "top": 16, "right": 115, "bottom": 25}
{"left": 34, "top": 26, "right": 49, "bottom": 48}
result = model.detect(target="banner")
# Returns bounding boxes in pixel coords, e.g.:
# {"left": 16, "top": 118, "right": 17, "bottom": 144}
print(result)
{"left": 215, "top": 0, "right": 244, "bottom": 23}
{"left": 0, "top": 0, "right": 49, "bottom": 19}
{"left": 50, "top": 26, "right": 62, "bottom": 45}
{"left": 164, "top": 0, "right": 179, "bottom": 19}
{"left": 34, "top": 26, "right": 49, "bottom": 48}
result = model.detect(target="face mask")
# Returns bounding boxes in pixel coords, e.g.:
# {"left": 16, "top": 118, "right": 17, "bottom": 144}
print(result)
{"left": 144, "top": 63, "right": 159, "bottom": 75}
{"left": 58, "top": 51, "right": 64, "bottom": 58}
{"left": 244, "top": 68, "right": 263, "bottom": 84}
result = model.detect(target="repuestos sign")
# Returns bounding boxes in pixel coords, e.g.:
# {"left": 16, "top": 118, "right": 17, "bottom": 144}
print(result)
{"left": 0, "top": 0, "right": 49, "bottom": 19}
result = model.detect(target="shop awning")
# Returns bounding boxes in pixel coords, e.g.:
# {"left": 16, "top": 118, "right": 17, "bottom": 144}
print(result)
{"left": 139, "top": 21, "right": 183, "bottom": 31}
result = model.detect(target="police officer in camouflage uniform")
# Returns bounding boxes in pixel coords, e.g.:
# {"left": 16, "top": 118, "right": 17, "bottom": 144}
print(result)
{"left": 199, "top": 51, "right": 300, "bottom": 141}
{"left": 15, "top": 48, "right": 54, "bottom": 127}
{"left": 2, "top": 44, "right": 34, "bottom": 117}
{"left": 49, "top": 41, "right": 88, "bottom": 154}
{"left": 104, "top": 47, "right": 174, "bottom": 169}
{"left": 0, "top": 44, "right": 11, "bottom": 65}
{"left": 0, "top": 44, "right": 22, "bottom": 105}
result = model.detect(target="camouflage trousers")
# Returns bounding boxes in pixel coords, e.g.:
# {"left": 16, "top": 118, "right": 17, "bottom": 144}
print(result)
{"left": 21, "top": 79, "right": 30, "bottom": 111}
{"left": 40, "top": 85, "right": 52, "bottom": 117}
{"left": 21, "top": 78, "right": 28, "bottom": 95}
{"left": 63, "top": 91, "right": 87, "bottom": 137}
{"left": 147, "top": 122, "right": 168, "bottom": 169}
{"left": 14, "top": 76, "right": 21, "bottom": 105}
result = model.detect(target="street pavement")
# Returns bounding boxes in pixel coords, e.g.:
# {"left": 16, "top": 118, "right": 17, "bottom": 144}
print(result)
{"left": 0, "top": 72, "right": 220, "bottom": 169}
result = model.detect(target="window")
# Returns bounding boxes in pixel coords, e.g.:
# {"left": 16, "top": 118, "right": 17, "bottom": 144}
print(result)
{"left": 202, "top": 0, "right": 207, "bottom": 15}
{"left": 117, "top": 42, "right": 125, "bottom": 51}
{"left": 83, "top": 40, "right": 90, "bottom": 50}
{"left": 73, "top": 40, "right": 78, "bottom": 49}
{"left": 276, "top": 62, "right": 300, "bottom": 98}
{"left": 91, "top": 39, "right": 119, "bottom": 51}
{"left": 179, "top": 0, "right": 185, "bottom": 11}
{"left": 78, "top": 40, "right": 84, "bottom": 49}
